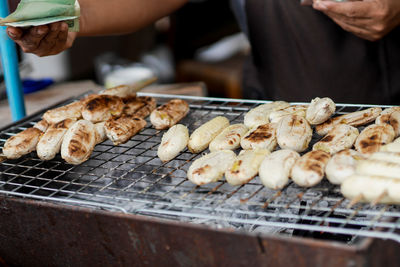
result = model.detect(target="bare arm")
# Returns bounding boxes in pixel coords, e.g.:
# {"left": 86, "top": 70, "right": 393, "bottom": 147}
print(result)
{"left": 78, "top": 0, "right": 187, "bottom": 36}
{"left": 7, "top": 0, "right": 187, "bottom": 56}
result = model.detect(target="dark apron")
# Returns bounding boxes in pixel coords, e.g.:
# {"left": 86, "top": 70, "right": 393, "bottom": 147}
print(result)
{"left": 243, "top": 0, "right": 400, "bottom": 104}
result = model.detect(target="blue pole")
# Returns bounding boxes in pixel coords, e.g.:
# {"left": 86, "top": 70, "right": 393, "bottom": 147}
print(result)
{"left": 0, "top": 0, "right": 26, "bottom": 121}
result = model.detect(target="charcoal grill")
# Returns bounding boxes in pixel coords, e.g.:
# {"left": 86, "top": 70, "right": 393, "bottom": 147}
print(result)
{"left": 0, "top": 92, "right": 399, "bottom": 266}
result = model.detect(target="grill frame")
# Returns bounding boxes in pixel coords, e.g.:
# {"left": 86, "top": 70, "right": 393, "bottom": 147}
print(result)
{"left": 0, "top": 92, "right": 399, "bottom": 248}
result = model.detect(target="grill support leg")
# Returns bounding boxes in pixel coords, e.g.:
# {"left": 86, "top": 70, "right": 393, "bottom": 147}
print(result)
{"left": 0, "top": 0, "right": 26, "bottom": 121}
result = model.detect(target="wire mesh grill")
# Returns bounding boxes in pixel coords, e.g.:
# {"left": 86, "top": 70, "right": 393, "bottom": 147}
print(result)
{"left": 0, "top": 92, "right": 399, "bottom": 244}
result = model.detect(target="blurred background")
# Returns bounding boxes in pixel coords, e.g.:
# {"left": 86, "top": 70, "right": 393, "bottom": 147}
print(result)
{"left": 1, "top": 0, "right": 251, "bottom": 107}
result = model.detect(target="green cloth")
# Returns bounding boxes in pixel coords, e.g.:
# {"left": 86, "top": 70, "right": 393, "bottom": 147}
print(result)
{"left": 0, "top": 0, "right": 80, "bottom": 32}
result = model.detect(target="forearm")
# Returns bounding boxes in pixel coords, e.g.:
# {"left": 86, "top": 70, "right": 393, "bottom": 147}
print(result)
{"left": 78, "top": 0, "right": 187, "bottom": 36}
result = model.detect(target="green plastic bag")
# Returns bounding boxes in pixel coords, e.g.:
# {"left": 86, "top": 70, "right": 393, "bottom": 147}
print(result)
{"left": 0, "top": 0, "right": 80, "bottom": 32}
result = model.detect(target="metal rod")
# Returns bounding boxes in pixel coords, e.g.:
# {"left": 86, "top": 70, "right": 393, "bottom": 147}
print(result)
{"left": 0, "top": 0, "right": 26, "bottom": 121}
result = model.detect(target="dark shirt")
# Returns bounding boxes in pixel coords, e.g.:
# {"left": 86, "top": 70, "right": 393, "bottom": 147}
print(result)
{"left": 232, "top": 0, "right": 400, "bottom": 104}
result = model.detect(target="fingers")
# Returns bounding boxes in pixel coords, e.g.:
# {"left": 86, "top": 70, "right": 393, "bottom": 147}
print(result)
{"left": 36, "top": 22, "right": 65, "bottom": 56}
{"left": 6, "top": 27, "right": 23, "bottom": 41}
{"left": 329, "top": 16, "right": 376, "bottom": 41}
{"left": 6, "top": 22, "right": 72, "bottom": 57}
{"left": 312, "top": 0, "right": 395, "bottom": 41}
{"left": 21, "top": 26, "right": 50, "bottom": 53}
{"left": 322, "top": 9, "right": 371, "bottom": 29}
{"left": 313, "top": 1, "right": 373, "bottom": 18}
{"left": 54, "top": 23, "right": 69, "bottom": 51}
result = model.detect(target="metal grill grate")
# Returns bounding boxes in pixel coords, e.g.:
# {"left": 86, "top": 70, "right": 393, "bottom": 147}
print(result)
{"left": 0, "top": 92, "right": 399, "bottom": 244}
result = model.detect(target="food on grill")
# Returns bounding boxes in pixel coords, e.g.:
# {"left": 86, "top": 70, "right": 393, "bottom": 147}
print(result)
{"left": 369, "top": 151, "right": 400, "bottom": 164}
{"left": 325, "top": 149, "right": 364, "bottom": 185}
{"left": 313, "top": 124, "right": 359, "bottom": 154}
{"left": 123, "top": 96, "right": 156, "bottom": 118}
{"left": 104, "top": 115, "right": 146, "bottom": 145}
{"left": 157, "top": 124, "right": 189, "bottom": 162}
{"left": 33, "top": 119, "right": 49, "bottom": 132}
{"left": 240, "top": 123, "right": 277, "bottom": 151}
{"left": 81, "top": 95, "right": 124, "bottom": 123}
{"left": 61, "top": 120, "right": 96, "bottom": 165}
{"left": 187, "top": 150, "right": 236, "bottom": 185}
{"left": 276, "top": 115, "right": 312, "bottom": 152}
{"left": 315, "top": 107, "right": 382, "bottom": 136}
{"left": 356, "top": 152, "right": 400, "bottom": 179}
{"left": 341, "top": 150, "right": 400, "bottom": 204}
{"left": 306, "top": 97, "right": 336, "bottom": 125}
{"left": 381, "top": 137, "right": 400, "bottom": 152}
{"left": 375, "top": 107, "right": 400, "bottom": 137}
{"left": 36, "top": 118, "right": 77, "bottom": 161}
{"left": 100, "top": 78, "right": 156, "bottom": 97}
{"left": 94, "top": 121, "right": 107, "bottom": 144}
{"left": 244, "top": 101, "right": 290, "bottom": 129}
{"left": 188, "top": 116, "right": 230, "bottom": 153}
{"left": 354, "top": 124, "right": 395, "bottom": 155}
{"left": 209, "top": 124, "right": 248, "bottom": 152}
{"left": 43, "top": 100, "right": 84, "bottom": 124}
{"left": 259, "top": 149, "right": 300, "bottom": 190}
{"left": 269, "top": 105, "right": 307, "bottom": 124}
{"left": 100, "top": 85, "right": 137, "bottom": 98}
{"left": 291, "top": 150, "right": 331, "bottom": 187}
{"left": 225, "top": 149, "right": 270, "bottom": 186}
{"left": 150, "top": 99, "right": 189, "bottom": 130}
{"left": 341, "top": 174, "right": 400, "bottom": 204}
{"left": 2, "top": 127, "right": 43, "bottom": 159}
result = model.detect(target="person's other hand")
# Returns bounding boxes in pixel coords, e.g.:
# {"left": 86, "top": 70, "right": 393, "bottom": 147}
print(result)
{"left": 313, "top": 0, "right": 400, "bottom": 41}
{"left": 6, "top": 22, "right": 77, "bottom": 57}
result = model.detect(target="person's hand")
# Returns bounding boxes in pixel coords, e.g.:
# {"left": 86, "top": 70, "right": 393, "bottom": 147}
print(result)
{"left": 313, "top": 0, "right": 400, "bottom": 41}
{"left": 6, "top": 22, "right": 77, "bottom": 57}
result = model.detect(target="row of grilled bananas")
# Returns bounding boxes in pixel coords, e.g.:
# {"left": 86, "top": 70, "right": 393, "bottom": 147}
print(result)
{"left": 156, "top": 98, "right": 400, "bottom": 206}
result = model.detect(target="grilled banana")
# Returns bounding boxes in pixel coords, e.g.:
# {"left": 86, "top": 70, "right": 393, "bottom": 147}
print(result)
{"left": 313, "top": 124, "right": 359, "bottom": 154}
{"left": 81, "top": 95, "right": 124, "bottom": 123}
{"left": 269, "top": 105, "right": 307, "bottom": 124}
{"left": 369, "top": 151, "right": 400, "bottom": 164}
{"left": 33, "top": 119, "right": 49, "bottom": 132}
{"left": 240, "top": 123, "right": 277, "bottom": 151}
{"left": 99, "top": 85, "right": 136, "bottom": 97}
{"left": 150, "top": 99, "right": 189, "bottom": 130}
{"left": 341, "top": 174, "right": 400, "bottom": 204}
{"left": 100, "top": 78, "right": 156, "bottom": 97}
{"left": 123, "top": 96, "right": 156, "bottom": 118}
{"left": 244, "top": 101, "right": 290, "bottom": 129}
{"left": 375, "top": 107, "right": 400, "bottom": 137}
{"left": 259, "top": 149, "right": 300, "bottom": 190}
{"left": 356, "top": 159, "right": 400, "bottom": 179}
{"left": 187, "top": 150, "right": 236, "bottom": 185}
{"left": 225, "top": 149, "right": 270, "bottom": 186}
{"left": 354, "top": 124, "right": 395, "bottom": 155}
{"left": 325, "top": 149, "right": 364, "bottom": 185}
{"left": 276, "top": 115, "right": 312, "bottom": 152}
{"left": 158, "top": 124, "right": 189, "bottom": 162}
{"left": 100, "top": 85, "right": 137, "bottom": 98}
{"left": 380, "top": 141, "right": 400, "bottom": 153}
{"left": 188, "top": 116, "right": 230, "bottom": 153}
{"left": 306, "top": 97, "right": 336, "bottom": 125}
{"left": 104, "top": 115, "right": 146, "bottom": 145}
{"left": 61, "top": 120, "right": 96, "bottom": 165}
{"left": 315, "top": 107, "right": 382, "bottom": 136}
{"left": 291, "top": 150, "right": 331, "bottom": 187}
{"left": 209, "top": 124, "right": 248, "bottom": 152}
{"left": 3, "top": 127, "right": 43, "bottom": 159}
{"left": 43, "top": 101, "right": 83, "bottom": 124}
{"left": 94, "top": 121, "right": 107, "bottom": 144}
{"left": 37, "top": 118, "right": 76, "bottom": 161}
